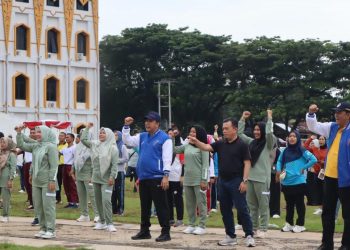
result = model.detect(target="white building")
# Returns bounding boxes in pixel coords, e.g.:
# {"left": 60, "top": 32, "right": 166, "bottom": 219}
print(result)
{"left": 0, "top": 0, "right": 99, "bottom": 135}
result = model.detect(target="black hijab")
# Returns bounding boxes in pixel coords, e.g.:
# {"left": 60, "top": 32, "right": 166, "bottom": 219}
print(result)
{"left": 281, "top": 130, "right": 306, "bottom": 167}
{"left": 249, "top": 122, "right": 266, "bottom": 167}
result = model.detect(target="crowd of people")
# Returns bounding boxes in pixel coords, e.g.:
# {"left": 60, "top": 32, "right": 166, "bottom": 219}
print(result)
{"left": 0, "top": 102, "right": 349, "bottom": 250}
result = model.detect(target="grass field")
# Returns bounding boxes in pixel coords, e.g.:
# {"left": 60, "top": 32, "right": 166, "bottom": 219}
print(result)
{"left": 4, "top": 177, "right": 344, "bottom": 232}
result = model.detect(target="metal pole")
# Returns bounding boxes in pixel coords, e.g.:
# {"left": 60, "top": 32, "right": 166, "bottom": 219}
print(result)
{"left": 168, "top": 80, "right": 171, "bottom": 126}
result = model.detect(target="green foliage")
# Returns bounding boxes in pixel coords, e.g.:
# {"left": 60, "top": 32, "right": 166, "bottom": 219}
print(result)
{"left": 100, "top": 25, "right": 350, "bottom": 133}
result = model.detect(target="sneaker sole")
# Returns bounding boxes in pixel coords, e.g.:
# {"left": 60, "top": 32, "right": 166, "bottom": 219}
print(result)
{"left": 218, "top": 242, "right": 238, "bottom": 246}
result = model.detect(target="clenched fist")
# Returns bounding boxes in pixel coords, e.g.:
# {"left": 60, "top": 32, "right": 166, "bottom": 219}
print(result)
{"left": 309, "top": 104, "right": 319, "bottom": 114}
{"left": 124, "top": 117, "right": 134, "bottom": 126}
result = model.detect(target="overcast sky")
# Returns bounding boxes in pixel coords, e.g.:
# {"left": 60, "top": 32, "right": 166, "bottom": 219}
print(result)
{"left": 99, "top": 0, "right": 350, "bottom": 43}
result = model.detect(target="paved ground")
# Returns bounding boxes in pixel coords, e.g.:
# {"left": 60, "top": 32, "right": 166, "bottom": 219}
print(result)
{"left": 0, "top": 217, "right": 343, "bottom": 249}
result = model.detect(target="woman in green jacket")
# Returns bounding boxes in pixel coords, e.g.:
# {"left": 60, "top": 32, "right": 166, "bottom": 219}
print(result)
{"left": 74, "top": 130, "right": 99, "bottom": 223}
{"left": 175, "top": 125, "right": 209, "bottom": 235}
{"left": 238, "top": 109, "right": 277, "bottom": 238}
{"left": 16, "top": 125, "right": 58, "bottom": 239}
{"left": 0, "top": 137, "right": 16, "bottom": 223}
{"left": 81, "top": 123, "right": 118, "bottom": 232}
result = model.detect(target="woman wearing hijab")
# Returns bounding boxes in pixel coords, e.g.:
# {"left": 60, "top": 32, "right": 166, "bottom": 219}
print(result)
{"left": 81, "top": 123, "right": 118, "bottom": 232}
{"left": 111, "top": 131, "right": 129, "bottom": 216}
{"left": 16, "top": 125, "right": 58, "bottom": 239}
{"left": 74, "top": 131, "right": 99, "bottom": 223}
{"left": 175, "top": 125, "right": 209, "bottom": 235}
{"left": 238, "top": 109, "right": 277, "bottom": 237}
{"left": 0, "top": 137, "right": 16, "bottom": 223}
{"left": 276, "top": 130, "right": 317, "bottom": 233}
{"left": 304, "top": 135, "right": 328, "bottom": 214}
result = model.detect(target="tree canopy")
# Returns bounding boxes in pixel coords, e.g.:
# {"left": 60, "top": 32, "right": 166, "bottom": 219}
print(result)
{"left": 100, "top": 24, "right": 350, "bottom": 135}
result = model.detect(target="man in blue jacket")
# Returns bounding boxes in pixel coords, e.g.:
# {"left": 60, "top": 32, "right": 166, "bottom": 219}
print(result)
{"left": 306, "top": 102, "right": 350, "bottom": 250}
{"left": 122, "top": 111, "right": 172, "bottom": 242}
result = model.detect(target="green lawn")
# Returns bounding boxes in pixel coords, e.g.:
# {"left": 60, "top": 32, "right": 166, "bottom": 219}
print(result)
{"left": 5, "top": 178, "right": 343, "bottom": 232}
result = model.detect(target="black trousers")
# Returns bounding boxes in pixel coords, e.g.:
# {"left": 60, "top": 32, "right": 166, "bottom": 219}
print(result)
{"left": 306, "top": 171, "right": 323, "bottom": 206}
{"left": 322, "top": 177, "right": 350, "bottom": 248}
{"left": 139, "top": 179, "right": 170, "bottom": 234}
{"left": 282, "top": 184, "right": 306, "bottom": 226}
{"left": 166, "top": 181, "right": 184, "bottom": 221}
{"left": 270, "top": 173, "right": 281, "bottom": 216}
{"left": 56, "top": 165, "right": 64, "bottom": 202}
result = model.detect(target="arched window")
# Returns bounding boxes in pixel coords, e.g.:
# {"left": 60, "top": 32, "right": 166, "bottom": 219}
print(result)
{"left": 13, "top": 73, "right": 30, "bottom": 107}
{"left": 74, "top": 78, "right": 89, "bottom": 109}
{"left": 44, "top": 76, "right": 60, "bottom": 108}
{"left": 76, "top": 31, "right": 90, "bottom": 61}
{"left": 15, "top": 24, "right": 30, "bottom": 56}
{"left": 46, "top": 28, "right": 61, "bottom": 59}
{"left": 47, "top": 0, "right": 59, "bottom": 7}
{"left": 76, "top": 0, "right": 88, "bottom": 11}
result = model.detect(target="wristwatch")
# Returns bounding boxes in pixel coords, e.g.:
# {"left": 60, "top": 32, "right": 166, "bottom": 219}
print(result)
{"left": 164, "top": 172, "right": 169, "bottom": 177}
{"left": 243, "top": 178, "right": 248, "bottom": 184}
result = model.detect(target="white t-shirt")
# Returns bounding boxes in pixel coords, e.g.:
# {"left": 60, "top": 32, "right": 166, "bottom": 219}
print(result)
{"left": 24, "top": 152, "right": 33, "bottom": 163}
{"left": 169, "top": 155, "right": 182, "bottom": 182}
{"left": 60, "top": 145, "right": 76, "bottom": 165}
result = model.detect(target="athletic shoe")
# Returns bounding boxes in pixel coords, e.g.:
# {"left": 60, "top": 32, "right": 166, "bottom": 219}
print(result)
{"left": 34, "top": 230, "right": 46, "bottom": 238}
{"left": 272, "top": 214, "right": 280, "bottom": 219}
{"left": 41, "top": 231, "right": 56, "bottom": 239}
{"left": 64, "top": 204, "right": 72, "bottom": 208}
{"left": 31, "top": 218, "right": 39, "bottom": 226}
{"left": 131, "top": 231, "right": 152, "bottom": 240}
{"left": 210, "top": 208, "right": 218, "bottom": 213}
{"left": 292, "top": 225, "right": 306, "bottom": 233}
{"left": 183, "top": 226, "right": 196, "bottom": 234}
{"left": 0, "top": 216, "right": 9, "bottom": 223}
{"left": 169, "top": 220, "right": 175, "bottom": 226}
{"left": 217, "top": 235, "right": 238, "bottom": 246}
{"left": 18, "top": 189, "right": 25, "bottom": 193}
{"left": 70, "top": 203, "right": 79, "bottom": 209}
{"left": 193, "top": 227, "right": 206, "bottom": 235}
{"left": 245, "top": 235, "right": 256, "bottom": 247}
{"left": 235, "top": 224, "right": 242, "bottom": 230}
{"left": 26, "top": 205, "right": 34, "bottom": 211}
{"left": 76, "top": 215, "right": 90, "bottom": 222}
{"left": 93, "top": 216, "right": 100, "bottom": 223}
{"left": 313, "top": 208, "right": 323, "bottom": 215}
{"left": 106, "top": 224, "right": 117, "bottom": 232}
{"left": 281, "top": 223, "right": 294, "bottom": 232}
{"left": 174, "top": 220, "right": 183, "bottom": 227}
{"left": 155, "top": 233, "right": 171, "bottom": 242}
{"left": 93, "top": 222, "right": 107, "bottom": 230}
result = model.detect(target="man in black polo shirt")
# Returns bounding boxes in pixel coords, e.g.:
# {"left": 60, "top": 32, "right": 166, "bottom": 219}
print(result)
{"left": 189, "top": 118, "right": 255, "bottom": 247}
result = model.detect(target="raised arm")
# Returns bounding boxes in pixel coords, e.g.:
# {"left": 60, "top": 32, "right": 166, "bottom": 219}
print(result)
{"left": 266, "top": 109, "right": 277, "bottom": 150}
{"left": 305, "top": 104, "right": 331, "bottom": 138}
{"left": 81, "top": 125, "right": 93, "bottom": 148}
{"left": 16, "top": 131, "right": 36, "bottom": 153}
{"left": 122, "top": 117, "right": 140, "bottom": 147}
{"left": 238, "top": 111, "right": 254, "bottom": 145}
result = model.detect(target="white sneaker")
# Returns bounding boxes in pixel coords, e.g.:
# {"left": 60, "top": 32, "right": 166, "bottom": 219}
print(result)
{"left": 41, "top": 231, "right": 56, "bottom": 239}
{"left": 0, "top": 216, "right": 9, "bottom": 223}
{"left": 272, "top": 214, "right": 280, "bottom": 219}
{"left": 245, "top": 235, "right": 256, "bottom": 247}
{"left": 106, "top": 224, "right": 117, "bottom": 232}
{"left": 76, "top": 215, "right": 90, "bottom": 222}
{"left": 93, "top": 222, "right": 107, "bottom": 230}
{"left": 281, "top": 223, "right": 294, "bottom": 232}
{"left": 313, "top": 209, "right": 322, "bottom": 215}
{"left": 256, "top": 230, "right": 267, "bottom": 238}
{"left": 292, "top": 225, "right": 306, "bottom": 233}
{"left": 193, "top": 226, "right": 206, "bottom": 235}
{"left": 34, "top": 230, "right": 46, "bottom": 238}
{"left": 235, "top": 224, "right": 242, "bottom": 230}
{"left": 210, "top": 208, "right": 218, "bottom": 213}
{"left": 93, "top": 216, "right": 100, "bottom": 223}
{"left": 183, "top": 226, "right": 196, "bottom": 234}
{"left": 19, "top": 189, "right": 25, "bottom": 193}
{"left": 218, "top": 235, "right": 238, "bottom": 246}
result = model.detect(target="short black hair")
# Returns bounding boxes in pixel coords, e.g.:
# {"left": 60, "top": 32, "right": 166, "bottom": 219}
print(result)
{"left": 0, "top": 132, "right": 4, "bottom": 138}
{"left": 223, "top": 118, "right": 238, "bottom": 128}
{"left": 66, "top": 133, "right": 75, "bottom": 140}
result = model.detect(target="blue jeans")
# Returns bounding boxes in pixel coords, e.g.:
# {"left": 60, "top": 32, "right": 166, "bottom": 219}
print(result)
{"left": 219, "top": 177, "right": 253, "bottom": 238}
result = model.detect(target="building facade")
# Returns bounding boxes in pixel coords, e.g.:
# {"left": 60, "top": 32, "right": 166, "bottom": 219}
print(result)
{"left": 0, "top": 0, "right": 99, "bottom": 135}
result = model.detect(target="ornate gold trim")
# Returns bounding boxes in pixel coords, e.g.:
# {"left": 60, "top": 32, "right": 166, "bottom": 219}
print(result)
{"left": 2, "top": 0, "right": 13, "bottom": 53}
{"left": 92, "top": 0, "right": 99, "bottom": 57}
{"left": 33, "top": 0, "right": 44, "bottom": 55}
{"left": 75, "top": 30, "right": 90, "bottom": 62}
{"left": 13, "top": 23, "right": 31, "bottom": 57}
{"left": 45, "top": 27, "right": 62, "bottom": 60}
{"left": 79, "top": 0, "right": 89, "bottom": 5}
{"left": 64, "top": 0, "right": 74, "bottom": 57}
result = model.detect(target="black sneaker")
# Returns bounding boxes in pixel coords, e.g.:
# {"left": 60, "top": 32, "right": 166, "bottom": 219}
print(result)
{"left": 31, "top": 218, "right": 39, "bottom": 226}
{"left": 339, "top": 246, "right": 349, "bottom": 250}
{"left": 155, "top": 233, "right": 171, "bottom": 242}
{"left": 317, "top": 244, "right": 333, "bottom": 250}
{"left": 131, "top": 231, "right": 151, "bottom": 240}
